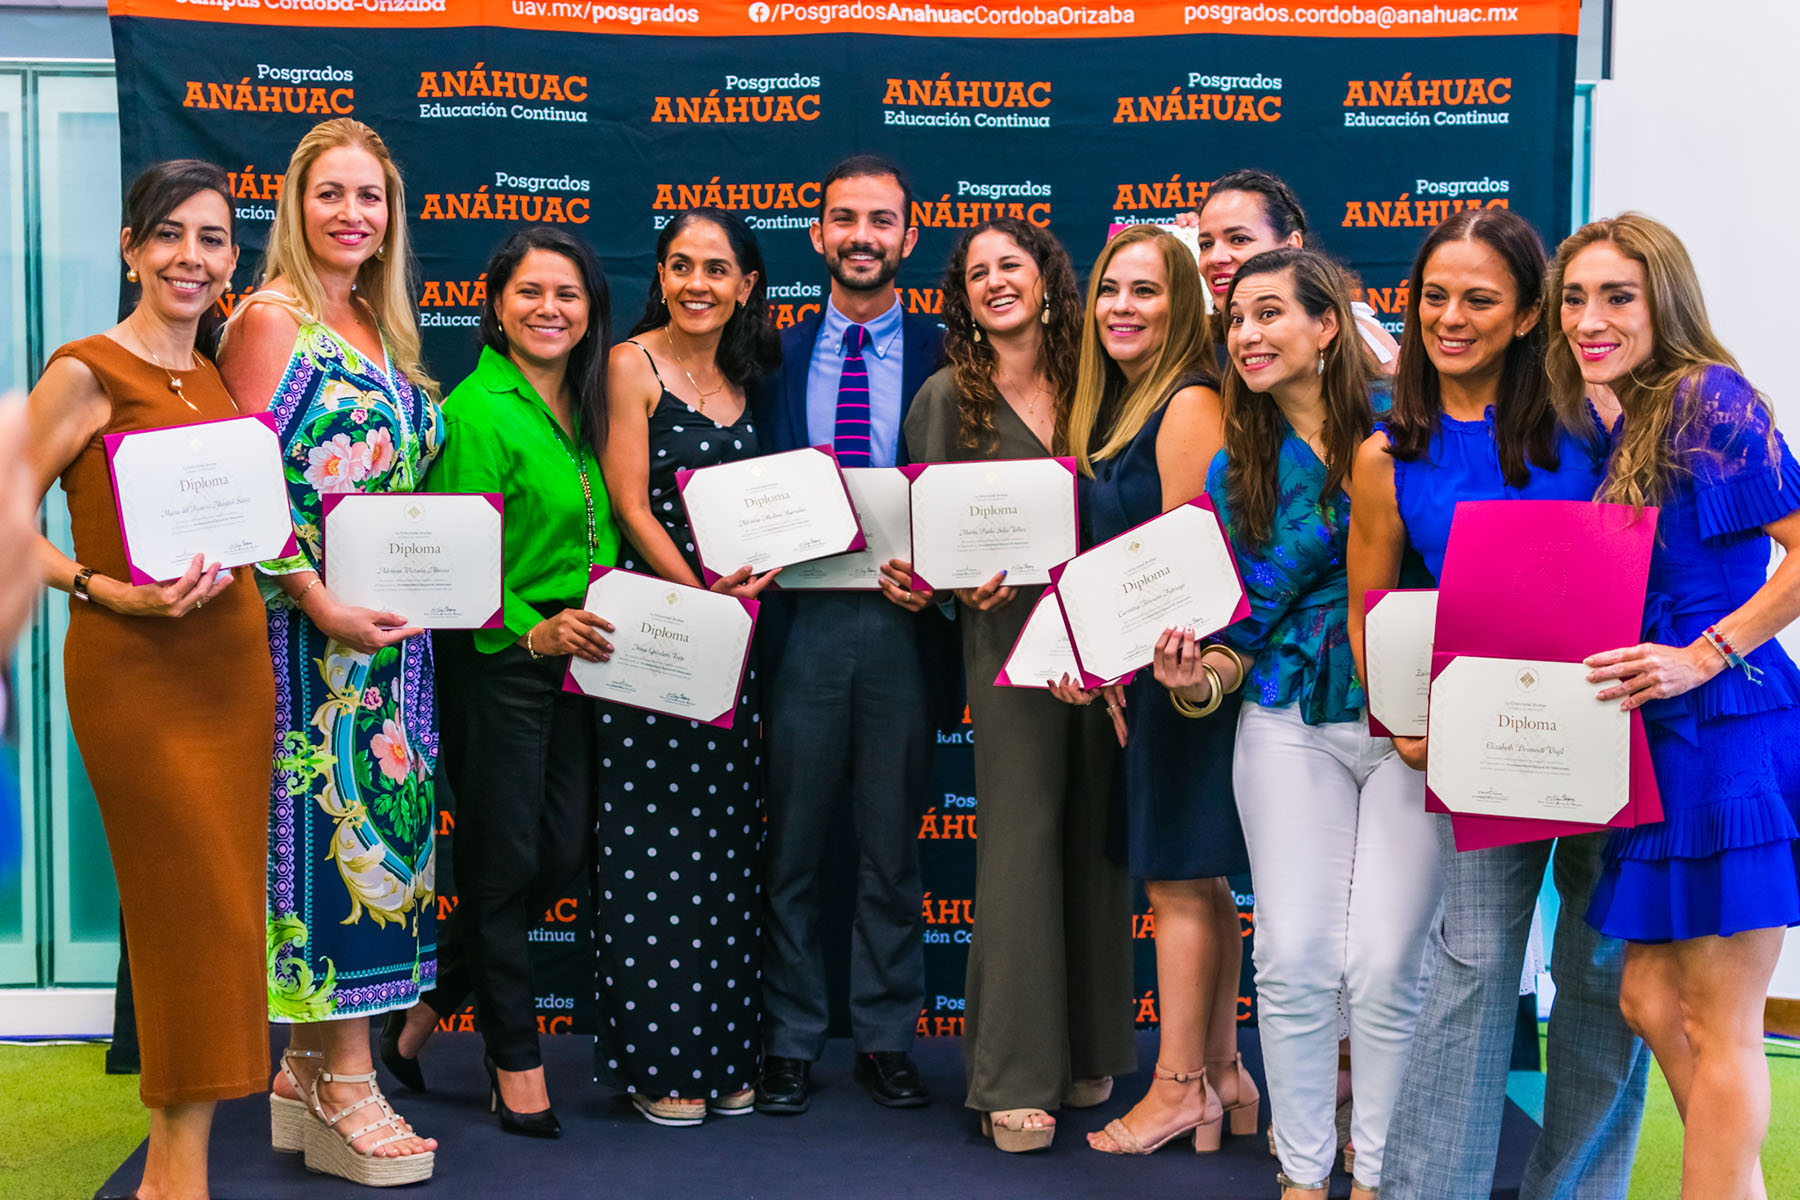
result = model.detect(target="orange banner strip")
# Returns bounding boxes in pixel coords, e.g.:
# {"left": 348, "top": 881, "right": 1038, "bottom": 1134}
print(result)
{"left": 109, "top": 0, "right": 1579, "bottom": 38}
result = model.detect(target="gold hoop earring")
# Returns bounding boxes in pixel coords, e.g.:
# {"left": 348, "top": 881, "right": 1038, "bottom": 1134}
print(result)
{"left": 126, "top": 268, "right": 139, "bottom": 283}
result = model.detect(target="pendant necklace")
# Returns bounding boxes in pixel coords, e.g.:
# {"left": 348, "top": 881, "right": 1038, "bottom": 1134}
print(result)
{"left": 665, "top": 326, "right": 724, "bottom": 415}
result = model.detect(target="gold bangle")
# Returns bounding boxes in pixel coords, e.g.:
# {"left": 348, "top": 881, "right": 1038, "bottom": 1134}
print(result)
{"left": 1199, "top": 642, "right": 1246, "bottom": 692}
{"left": 1169, "top": 664, "right": 1224, "bottom": 719}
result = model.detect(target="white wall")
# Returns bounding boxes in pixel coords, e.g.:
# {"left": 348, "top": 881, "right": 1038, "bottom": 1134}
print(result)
{"left": 1588, "top": 1, "right": 1800, "bottom": 999}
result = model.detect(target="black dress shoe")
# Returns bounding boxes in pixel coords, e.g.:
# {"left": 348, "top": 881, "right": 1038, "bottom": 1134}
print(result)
{"left": 380, "top": 1009, "right": 427, "bottom": 1093}
{"left": 754, "top": 1055, "right": 811, "bottom": 1114}
{"left": 484, "top": 1055, "right": 562, "bottom": 1138}
{"left": 853, "top": 1051, "right": 930, "bottom": 1108}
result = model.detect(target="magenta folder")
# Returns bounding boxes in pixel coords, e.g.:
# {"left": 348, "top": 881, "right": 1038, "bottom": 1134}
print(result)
{"left": 1428, "top": 500, "right": 1664, "bottom": 850}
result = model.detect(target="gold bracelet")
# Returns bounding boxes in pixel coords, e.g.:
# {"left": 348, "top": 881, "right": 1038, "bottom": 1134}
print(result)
{"left": 1199, "top": 643, "right": 1247, "bottom": 693}
{"left": 1169, "top": 664, "right": 1224, "bottom": 719}
{"left": 296, "top": 577, "right": 322, "bottom": 605}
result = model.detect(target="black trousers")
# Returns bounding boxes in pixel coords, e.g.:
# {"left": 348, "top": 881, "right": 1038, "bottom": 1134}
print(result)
{"left": 424, "top": 635, "right": 595, "bottom": 1071}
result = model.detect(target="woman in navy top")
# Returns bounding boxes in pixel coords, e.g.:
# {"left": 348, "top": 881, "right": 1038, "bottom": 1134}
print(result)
{"left": 1346, "top": 208, "right": 1647, "bottom": 1200}
{"left": 1058, "top": 225, "right": 1256, "bottom": 1157}
{"left": 1555, "top": 214, "right": 1800, "bottom": 1198}
{"left": 1162, "top": 248, "right": 1438, "bottom": 1199}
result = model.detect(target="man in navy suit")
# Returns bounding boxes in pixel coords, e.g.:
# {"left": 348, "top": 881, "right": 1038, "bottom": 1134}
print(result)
{"left": 750, "top": 154, "right": 954, "bottom": 1114}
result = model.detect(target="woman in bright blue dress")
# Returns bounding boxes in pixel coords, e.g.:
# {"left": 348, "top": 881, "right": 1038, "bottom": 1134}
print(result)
{"left": 1555, "top": 213, "right": 1800, "bottom": 1200}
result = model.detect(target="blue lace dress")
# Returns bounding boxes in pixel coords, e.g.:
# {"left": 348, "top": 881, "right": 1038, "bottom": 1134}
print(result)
{"left": 1586, "top": 366, "right": 1800, "bottom": 941}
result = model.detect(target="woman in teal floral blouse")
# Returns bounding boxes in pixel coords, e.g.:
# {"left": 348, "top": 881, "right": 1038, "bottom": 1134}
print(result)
{"left": 219, "top": 118, "right": 441, "bottom": 1188}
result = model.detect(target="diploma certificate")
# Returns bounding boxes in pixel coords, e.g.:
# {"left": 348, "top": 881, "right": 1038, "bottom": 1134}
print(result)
{"left": 1050, "top": 498, "right": 1248, "bottom": 687}
{"left": 995, "top": 590, "right": 1082, "bottom": 689}
{"left": 104, "top": 412, "right": 297, "bottom": 584}
{"left": 1426, "top": 656, "right": 1630, "bottom": 826}
{"left": 564, "top": 568, "right": 757, "bottom": 727}
{"left": 1364, "top": 589, "right": 1437, "bottom": 738}
{"left": 322, "top": 493, "right": 504, "bottom": 629}
{"left": 677, "top": 447, "right": 865, "bottom": 585}
{"left": 904, "top": 457, "right": 1078, "bottom": 589}
{"left": 775, "top": 467, "right": 911, "bottom": 590}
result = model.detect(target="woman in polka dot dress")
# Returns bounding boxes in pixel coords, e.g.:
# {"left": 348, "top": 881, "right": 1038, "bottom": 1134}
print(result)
{"left": 598, "top": 208, "right": 783, "bottom": 1125}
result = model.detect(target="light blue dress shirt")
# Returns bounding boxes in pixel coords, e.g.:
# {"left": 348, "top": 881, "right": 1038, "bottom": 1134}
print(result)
{"left": 806, "top": 296, "right": 904, "bottom": 468}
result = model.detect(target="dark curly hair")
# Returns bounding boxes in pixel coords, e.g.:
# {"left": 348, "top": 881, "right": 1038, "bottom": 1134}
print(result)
{"left": 628, "top": 207, "right": 780, "bottom": 387}
{"left": 939, "top": 219, "right": 1083, "bottom": 453}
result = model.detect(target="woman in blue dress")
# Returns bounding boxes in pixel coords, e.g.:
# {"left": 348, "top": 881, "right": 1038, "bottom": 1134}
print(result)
{"left": 1346, "top": 208, "right": 1648, "bottom": 1200}
{"left": 1163, "top": 248, "right": 1438, "bottom": 1199}
{"left": 1554, "top": 213, "right": 1800, "bottom": 1200}
{"left": 1059, "top": 225, "right": 1257, "bottom": 1157}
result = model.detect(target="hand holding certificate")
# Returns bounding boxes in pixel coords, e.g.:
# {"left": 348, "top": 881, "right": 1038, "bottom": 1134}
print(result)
{"left": 563, "top": 567, "right": 757, "bottom": 728}
{"left": 1364, "top": 589, "right": 1437, "bottom": 738}
{"left": 323, "top": 493, "right": 504, "bottom": 629}
{"left": 677, "top": 446, "right": 864, "bottom": 585}
{"left": 1050, "top": 496, "right": 1248, "bottom": 687}
{"left": 774, "top": 467, "right": 911, "bottom": 591}
{"left": 104, "top": 412, "right": 296, "bottom": 583}
{"left": 903, "top": 457, "right": 1079, "bottom": 589}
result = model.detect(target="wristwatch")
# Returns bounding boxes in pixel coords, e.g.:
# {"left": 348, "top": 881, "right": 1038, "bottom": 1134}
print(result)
{"left": 72, "top": 566, "right": 95, "bottom": 603}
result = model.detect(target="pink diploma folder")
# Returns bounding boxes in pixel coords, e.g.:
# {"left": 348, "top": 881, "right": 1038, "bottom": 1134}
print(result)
{"left": 1364, "top": 588, "right": 1434, "bottom": 739}
{"left": 898, "top": 456, "right": 1079, "bottom": 593}
{"left": 560, "top": 566, "right": 759, "bottom": 729}
{"left": 1428, "top": 499, "right": 1664, "bottom": 850}
{"left": 674, "top": 446, "right": 867, "bottom": 587}
{"left": 319, "top": 491, "right": 505, "bottom": 629}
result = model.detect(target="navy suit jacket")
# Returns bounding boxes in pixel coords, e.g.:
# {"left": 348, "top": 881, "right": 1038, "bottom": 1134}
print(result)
{"left": 751, "top": 307, "right": 964, "bottom": 734}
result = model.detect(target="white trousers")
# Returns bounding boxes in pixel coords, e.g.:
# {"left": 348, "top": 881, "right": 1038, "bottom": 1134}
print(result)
{"left": 1234, "top": 702, "right": 1445, "bottom": 1189}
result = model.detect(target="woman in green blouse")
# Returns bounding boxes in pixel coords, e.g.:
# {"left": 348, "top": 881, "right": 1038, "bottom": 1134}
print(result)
{"left": 383, "top": 226, "right": 620, "bottom": 1139}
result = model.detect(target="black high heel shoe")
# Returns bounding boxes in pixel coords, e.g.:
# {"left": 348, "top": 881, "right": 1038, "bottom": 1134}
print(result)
{"left": 484, "top": 1055, "right": 562, "bottom": 1139}
{"left": 380, "top": 1009, "right": 427, "bottom": 1094}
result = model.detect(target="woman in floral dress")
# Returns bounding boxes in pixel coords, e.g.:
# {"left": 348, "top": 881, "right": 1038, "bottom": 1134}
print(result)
{"left": 218, "top": 117, "right": 441, "bottom": 1187}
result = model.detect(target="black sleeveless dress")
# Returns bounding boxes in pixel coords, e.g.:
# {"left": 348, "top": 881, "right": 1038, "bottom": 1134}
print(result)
{"left": 593, "top": 353, "right": 764, "bottom": 1099}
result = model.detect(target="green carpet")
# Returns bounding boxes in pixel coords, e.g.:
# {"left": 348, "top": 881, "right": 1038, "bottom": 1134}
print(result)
{"left": 0, "top": 1038, "right": 1794, "bottom": 1199}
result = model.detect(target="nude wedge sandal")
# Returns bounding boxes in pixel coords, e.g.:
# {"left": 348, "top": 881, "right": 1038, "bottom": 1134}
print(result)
{"left": 269, "top": 1047, "right": 322, "bottom": 1153}
{"left": 302, "top": 1068, "right": 435, "bottom": 1186}
{"left": 982, "top": 1109, "right": 1056, "bottom": 1153}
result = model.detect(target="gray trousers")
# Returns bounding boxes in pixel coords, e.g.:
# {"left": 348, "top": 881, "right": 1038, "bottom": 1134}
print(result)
{"left": 761, "top": 594, "right": 930, "bottom": 1060}
{"left": 1382, "top": 826, "right": 1649, "bottom": 1200}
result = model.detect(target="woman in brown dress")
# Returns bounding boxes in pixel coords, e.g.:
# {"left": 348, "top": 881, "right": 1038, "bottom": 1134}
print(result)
{"left": 25, "top": 160, "right": 274, "bottom": 1200}
{"left": 902, "top": 218, "right": 1136, "bottom": 1153}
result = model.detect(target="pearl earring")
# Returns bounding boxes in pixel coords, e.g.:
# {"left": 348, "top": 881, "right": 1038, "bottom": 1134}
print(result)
{"left": 126, "top": 268, "right": 139, "bottom": 283}
{"left": 1316, "top": 350, "right": 1325, "bottom": 376}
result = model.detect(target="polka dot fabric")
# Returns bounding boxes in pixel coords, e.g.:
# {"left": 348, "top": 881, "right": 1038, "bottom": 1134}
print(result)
{"left": 594, "top": 377, "right": 764, "bottom": 1099}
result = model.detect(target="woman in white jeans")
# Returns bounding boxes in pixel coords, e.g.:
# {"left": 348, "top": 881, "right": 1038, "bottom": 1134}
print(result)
{"left": 1156, "top": 247, "right": 1442, "bottom": 1198}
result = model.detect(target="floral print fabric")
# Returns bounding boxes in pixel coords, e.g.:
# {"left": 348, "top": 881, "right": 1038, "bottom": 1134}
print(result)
{"left": 257, "top": 311, "right": 444, "bottom": 1020}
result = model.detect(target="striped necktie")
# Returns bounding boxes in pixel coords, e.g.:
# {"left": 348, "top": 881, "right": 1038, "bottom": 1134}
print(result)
{"left": 833, "top": 323, "right": 872, "bottom": 467}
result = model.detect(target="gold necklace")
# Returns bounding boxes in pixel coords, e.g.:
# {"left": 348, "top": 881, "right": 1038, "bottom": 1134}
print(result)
{"left": 997, "top": 369, "right": 1051, "bottom": 421}
{"left": 664, "top": 326, "right": 724, "bottom": 413}
{"left": 145, "top": 344, "right": 200, "bottom": 413}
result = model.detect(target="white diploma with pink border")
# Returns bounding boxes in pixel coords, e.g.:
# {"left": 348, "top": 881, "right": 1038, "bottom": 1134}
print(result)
{"left": 103, "top": 412, "right": 297, "bottom": 584}
{"left": 562, "top": 566, "right": 757, "bottom": 729}
{"left": 774, "top": 467, "right": 911, "bottom": 590}
{"left": 1363, "top": 588, "right": 1437, "bottom": 738}
{"left": 995, "top": 588, "right": 1081, "bottom": 689}
{"left": 1048, "top": 496, "right": 1249, "bottom": 688}
{"left": 322, "top": 492, "right": 504, "bottom": 629}
{"left": 676, "top": 446, "right": 865, "bottom": 585}
{"left": 902, "top": 457, "right": 1079, "bottom": 590}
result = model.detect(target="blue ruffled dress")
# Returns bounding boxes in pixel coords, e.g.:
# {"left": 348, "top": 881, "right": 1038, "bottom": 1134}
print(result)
{"left": 1586, "top": 365, "right": 1800, "bottom": 942}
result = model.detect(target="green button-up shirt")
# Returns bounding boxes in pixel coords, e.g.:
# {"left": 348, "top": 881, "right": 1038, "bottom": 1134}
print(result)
{"left": 427, "top": 346, "right": 621, "bottom": 653}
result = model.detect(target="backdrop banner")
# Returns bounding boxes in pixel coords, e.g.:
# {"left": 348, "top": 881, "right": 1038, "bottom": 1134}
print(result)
{"left": 108, "top": 0, "right": 1577, "bottom": 1038}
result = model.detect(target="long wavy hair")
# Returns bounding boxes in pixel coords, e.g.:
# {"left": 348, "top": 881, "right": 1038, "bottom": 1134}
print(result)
{"left": 260, "top": 118, "right": 435, "bottom": 395}
{"left": 628, "top": 207, "right": 780, "bottom": 387}
{"left": 1066, "top": 225, "right": 1215, "bottom": 476}
{"left": 938, "top": 219, "right": 1083, "bottom": 453}
{"left": 479, "top": 226, "right": 612, "bottom": 454}
{"left": 1387, "top": 207, "right": 1560, "bottom": 487}
{"left": 1220, "top": 248, "right": 1373, "bottom": 549}
{"left": 1546, "top": 212, "right": 1754, "bottom": 508}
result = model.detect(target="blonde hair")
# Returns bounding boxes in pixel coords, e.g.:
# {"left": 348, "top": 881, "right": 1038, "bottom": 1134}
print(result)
{"left": 262, "top": 118, "right": 436, "bottom": 396}
{"left": 1066, "top": 226, "right": 1214, "bottom": 476}
{"left": 1545, "top": 212, "right": 1751, "bottom": 508}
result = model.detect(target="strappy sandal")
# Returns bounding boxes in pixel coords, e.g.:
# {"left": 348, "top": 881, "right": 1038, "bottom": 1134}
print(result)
{"left": 630, "top": 1093, "right": 706, "bottom": 1127}
{"left": 1087, "top": 1063, "right": 1223, "bottom": 1155}
{"left": 709, "top": 1087, "right": 756, "bottom": 1116}
{"left": 1065, "top": 1075, "right": 1114, "bottom": 1108}
{"left": 1207, "top": 1052, "right": 1263, "bottom": 1140}
{"left": 303, "top": 1068, "right": 436, "bottom": 1186}
{"left": 982, "top": 1108, "right": 1056, "bottom": 1153}
{"left": 270, "top": 1047, "right": 323, "bottom": 1153}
